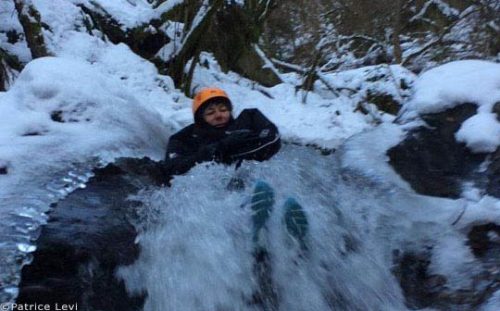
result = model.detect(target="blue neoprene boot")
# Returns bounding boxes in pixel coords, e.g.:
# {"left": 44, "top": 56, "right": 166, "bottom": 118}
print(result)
{"left": 283, "top": 197, "right": 308, "bottom": 251}
{"left": 250, "top": 181, "right": 275, "bottom": 246}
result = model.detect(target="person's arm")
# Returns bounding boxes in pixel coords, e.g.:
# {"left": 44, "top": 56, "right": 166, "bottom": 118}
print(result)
{"left": 225, "top": 109, "right": 281, "bottom": 162}
{"left": 163, "top": 135, "right": 219, "bottom": 178}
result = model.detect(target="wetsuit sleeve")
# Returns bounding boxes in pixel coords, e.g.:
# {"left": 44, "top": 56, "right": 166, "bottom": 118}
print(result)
{"left": 163, "top": 134, "right": 218, "bottom": 178}
{"left": 228, "top": 109, "right": 281, "bottom": 162}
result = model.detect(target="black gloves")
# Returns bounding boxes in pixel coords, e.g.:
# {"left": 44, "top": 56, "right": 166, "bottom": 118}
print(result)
{"left": 192, "top": 130, "right": 263, "bottom": 165}
{"left": 196, "top": 143, "right": 221, "bottom": 162}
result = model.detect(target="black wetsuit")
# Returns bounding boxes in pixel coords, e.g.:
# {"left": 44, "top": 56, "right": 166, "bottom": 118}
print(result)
{"left": 163, "top": 109, "right": 281, "bottom": 178}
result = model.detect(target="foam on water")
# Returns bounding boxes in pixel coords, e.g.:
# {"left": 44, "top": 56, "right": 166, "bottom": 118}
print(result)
{"left": 119, "top": 145, "right": 409, "bottom": 311}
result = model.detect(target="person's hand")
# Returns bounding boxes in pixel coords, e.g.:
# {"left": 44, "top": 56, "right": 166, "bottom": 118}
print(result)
{"left": 197, "top": 143, "right": 220, "bottom": 162}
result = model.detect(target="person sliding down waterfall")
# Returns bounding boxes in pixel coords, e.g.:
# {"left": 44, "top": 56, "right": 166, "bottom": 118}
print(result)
{"left": 162, "top": 87, "right": 308, "bottom": 244}
{"left": 163, "top": 87, "right": 281, "bottom": 178}
{"left": 163, "top": 87, "right": 309, "bottom": 307}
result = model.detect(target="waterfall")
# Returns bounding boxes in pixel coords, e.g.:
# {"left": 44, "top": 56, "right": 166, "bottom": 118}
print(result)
{"left": 118, "top": 144, "right": 427, "bottom": 311}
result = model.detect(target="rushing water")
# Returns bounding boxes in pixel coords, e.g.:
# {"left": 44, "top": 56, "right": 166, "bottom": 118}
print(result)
{"left": 118, "top": 144, "right": 457, "bottom": 311}
{"left": 3, "top": 142, "right": 485, "bottom": 310}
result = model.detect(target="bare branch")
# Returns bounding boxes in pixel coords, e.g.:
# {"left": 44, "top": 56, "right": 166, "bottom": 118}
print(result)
{"left": 403, "top": 6, "right": 480, "bottom": 65}
{"left": 271, "top": 58, "right": 306, "bottom": 73}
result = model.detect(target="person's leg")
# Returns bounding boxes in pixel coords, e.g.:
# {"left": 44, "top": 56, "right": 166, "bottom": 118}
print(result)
{"left": 283, "top": 197, "right": 309, "bottom": 251}
{"left": 250, "top": 180, "right": 275, "bottom": 245}
{"left": 248, "top": 181, "right": 278, "bottom": 309}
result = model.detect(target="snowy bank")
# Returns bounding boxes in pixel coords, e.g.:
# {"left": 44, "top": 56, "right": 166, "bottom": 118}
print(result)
{"left": 401, "top": 60, "right": 500, "bottom": 153}
{"left": 0, "top": 56, "right": 170, "bottom": 186}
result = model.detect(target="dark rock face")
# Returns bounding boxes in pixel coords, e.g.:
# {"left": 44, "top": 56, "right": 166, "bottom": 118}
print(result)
{"left": 388, "top": 103, "right": 496, "bottom": 198}
{"left": 487, "top": 149, "right": 500, "bottom": 198}
{"left": 493, "top": 102, "right": 500, "bottom": 121}
{"left": 365, "top": 90, "right": 401, "bottom": 115}
{"left": 392, "top": 248, "right": 445, "bottom": 309}
{"left": 392, "top": 223, "right": 500, "bottom": 310}
{"left": 206, "top": 3, "right": 282, "bottom": 87}
{"left": 16, "top": 157, "right": 165, "bottom": 310}
{"left": 468, "top": 223, "right": 500, "bottom": 258}
{"left": 79, "top": 4, "right": 169, "bottom": 61}
{"left": 389, "top": 103, "right": 500, "bottom": 309}
{"left": 488, "top": 102, "right": 500, "bottom": 197}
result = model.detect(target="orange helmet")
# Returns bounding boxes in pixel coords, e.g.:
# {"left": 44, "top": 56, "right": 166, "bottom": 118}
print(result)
{"left": 192, "top": 87, "right": 231, "bottom": 115}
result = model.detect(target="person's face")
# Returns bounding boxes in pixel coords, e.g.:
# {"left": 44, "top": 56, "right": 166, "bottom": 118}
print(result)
{"left": 202, "top": 102, "right": 231, "bottom": 127}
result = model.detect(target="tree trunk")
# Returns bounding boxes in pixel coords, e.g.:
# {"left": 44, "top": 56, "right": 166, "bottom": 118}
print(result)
{"left": 0, "top": 48, "right": 22, "bottom": 91}
{"left": 166, "top": 0, "right": 223, "bottom": 89}
{"left": 391, "top": 0, "right": 403, "bottom": 64}
{"left": 13, "top": 0, "right": 49, "bottom": 59}
{"left": 204, "top": 1, "right": 281, "bottom": 87}
{"left": 302, "top": 51, "right": 321, "bottom": 92}
{"left": 0, "top": 54, "right": 6, "bottom": 91}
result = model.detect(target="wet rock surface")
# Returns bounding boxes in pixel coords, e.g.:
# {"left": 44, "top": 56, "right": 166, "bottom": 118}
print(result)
{"left": 393, "top": 222, "right": 500, "bottom": 310}
{"left": 392, "top": 247, "right": 442, "bottom": 309}
{"left": 487, "top": 149, "right": 500, "bottom": 198}
{"left": 388, "top": 103, "right": 498, "bottom": 198}
{"left": 389, "top": 103, "right": 500, "bottom": 309}
{"left": 468, "top": 223, "right": 500, "bottom": 258}
{"left": 16, "top": 157, "right": 165, "bottom": 311}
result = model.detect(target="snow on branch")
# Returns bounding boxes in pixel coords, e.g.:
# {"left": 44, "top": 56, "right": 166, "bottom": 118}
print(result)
{"left": 253, "top": 44, "right": 284, "bottom": 82}
{"left": 257, "top": 0, "right": 273, "bottom": 22}
{"left": 155, "top": 0, "right": 183, "bottom": 14}
{"left": 270, "top": 58, "right": 306, "bottom": 73}
{"left": 410, "top": 0, "right": 460, "bottom": 23}
{"left": 270, "top": 57, "right": 346, "bottom": 97}
{"left": 175, "top": 0, "right": 211, "bottom": 58}
{"left": 166, "top": 0, "right": 223, "bottom": 89}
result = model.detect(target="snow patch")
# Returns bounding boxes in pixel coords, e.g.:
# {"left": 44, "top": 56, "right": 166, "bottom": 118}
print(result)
{"left": 401, "top": 60, "right": 500, "bottom": 153}
{"left": 481, "top": 290, "right": 500, "bottom": 311}
{"left": 2, "top": 56, "right": 169, "bottom": 164}
{"left": 339, "top": 123, "right": 412, "bottom": 191}
{"left": 404, "top": 60, "right": 500, "bottom": 115}
{"left": 429, "top": 234, "right": 477, "bottom": 290}
{"left": 456, "top": 113, "right": 500, "bottom": 153}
